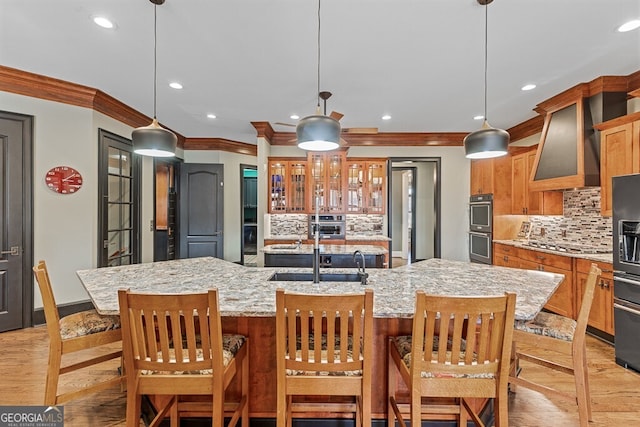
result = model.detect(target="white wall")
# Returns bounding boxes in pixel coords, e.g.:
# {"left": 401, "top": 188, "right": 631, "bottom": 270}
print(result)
{"left": 0, "top": 91, "right": 156, "bottom": 308}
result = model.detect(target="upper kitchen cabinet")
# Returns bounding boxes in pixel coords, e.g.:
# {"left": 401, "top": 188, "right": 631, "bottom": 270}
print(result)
{"left": 470, "top": 158, "right": 494, "bottom": 196}
{"left": 307, "top": 151, "right": 347, "bottom": 213}
{"left": 511, "top": 149, "right": 563, "bottom": 215}
{"left": 346, "top": 159, "right": 387, "bottom": 214}
{"left": 528, "top": 83, "right": 627, "bottom": 192}
{"left": 268, "top": 158, "right": 307, "bottom": 213}
{"left": 595, "top": 111, "right": 640, "bottom": 216}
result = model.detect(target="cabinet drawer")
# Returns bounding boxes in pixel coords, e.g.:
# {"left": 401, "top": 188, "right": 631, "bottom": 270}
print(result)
{"left": 494, "top": 243, "right": 519, "bottom": 258}
{"left": 576, "top": 258, "right": 613, "bottom": 277}
{"left": 518, "top": 248, "right": 572, "bottom": 270}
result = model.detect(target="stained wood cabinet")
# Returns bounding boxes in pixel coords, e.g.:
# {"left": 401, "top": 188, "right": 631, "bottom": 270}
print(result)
{"left": 268, "top": 158, "right": 307, "bottom": 213}
{"left": 307, "top": 151, "right": 347, "bottom": 213}
{"left": 596, "top": 112, "right": 640, "bottom": 216}
{"left": 346, "top": 159, "right": 387, "bottom": 214}
{"left": 470, "top": 158, "right": 494, "bottom": 196}
{"left": 512, "top": 150, "right": 563, "bottom": 215}
{"left": 576, "top": 259, "right": 614, "bottom": 335}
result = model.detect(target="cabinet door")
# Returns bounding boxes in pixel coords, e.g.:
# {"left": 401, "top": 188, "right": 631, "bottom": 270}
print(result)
{"left": 470, "top": 158, "right": 493, "bottom": 195}
{"left": 526, "top": 152, "right": 544, "bottom": 214}
{"left": 346, "top": 162, "right": 365, "bottom": 213}
{"left": 287, "top": 161, "right": 307, "bottom": 212}
{"left": 269, "top": 161, "right": 287, "bottom": 213}
{"left": 600, "top": 123, "right": 634, "bottom": 217}
{"left": 538, "top": 264, "right": 574, "bottom": 319}
{"left": 366, "top": 161, "right": 386, "bottom": 214}
{"left": 308, "top": 152, "right": 345, "bottom": 213}
{"left": 511, "top": 154, "right": 527, "bottom": 214}
{"left": 576, "top": 271, "right": 613, "bottom": 334}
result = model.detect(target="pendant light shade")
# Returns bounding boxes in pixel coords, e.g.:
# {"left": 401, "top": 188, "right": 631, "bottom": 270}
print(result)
{"left": 297, "top": 114, "right": 341, "bottom": 151}
{"left": 464, "top": 0, "right": 509, "bottom": 159}
{"left": 297, "top": 0, "right": 341, "bottom": 152}
{"left": 132, "top": 0, "right": 177, "bottom": 158}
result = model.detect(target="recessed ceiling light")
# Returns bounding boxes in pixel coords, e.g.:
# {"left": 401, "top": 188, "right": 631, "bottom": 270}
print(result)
{"left": 290, "top": 114, "right": 300, "bottom": 120}
{"left": 382, "top": 115, "right": 391, "bottom": 120}
{"left": 169, "top": 82, "right": 183, "bottom": 89}
{"left": 207, "top": 114, "right": 216, "bottom": 119}
{"left": 618, "top": 19, "right": 640, "bottom": 32}
{"left": 93, "top": 16, "right": 114, "bottom": 29}
{"left": 473, "top": 115, "right": 484, "bottom": 121}
{"left": 521, "top": 84, "right": 537, "bottom": 91}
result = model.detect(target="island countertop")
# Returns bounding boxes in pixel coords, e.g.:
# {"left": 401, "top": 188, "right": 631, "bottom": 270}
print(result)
{"left": 262, "top": 243, "right": 388, "bottom": 255}
{"left": 77, "top": 257, "right": 563, "bottom": 321}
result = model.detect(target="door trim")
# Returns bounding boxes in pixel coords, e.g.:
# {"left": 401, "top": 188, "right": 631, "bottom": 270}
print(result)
{"left": 0, "top": 110, "right": 34, "bottom": 328}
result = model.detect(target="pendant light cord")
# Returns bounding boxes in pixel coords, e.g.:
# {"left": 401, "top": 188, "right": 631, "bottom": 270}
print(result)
{"left": 483, "top": 2, "right": 488, "bottom": 122}
{"left": 153, "top": 3, "right": 158, "bottom": 119}
{"left": 316, "top": 0, "right": 321, "bottom": 110}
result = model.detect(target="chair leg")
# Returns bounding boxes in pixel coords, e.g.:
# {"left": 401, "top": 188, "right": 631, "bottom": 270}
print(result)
{"left": 387, "top": 347, "right": 396, "bottom": 427}
{"left": 44, "top": 345, "right": 62, "bottom": 405}
{"left": 574, "top": 344, "right": 592, "bottom": 426}
{"left": 170, "top": 399, "right": 179, "bottom": 427}
{"left": 276, "top": 380, "right": 286, "bottom": 427}
{"left": 126, "top": 383, "right": 142, "bottom": 427}
{"left": 494, "top": 385, "right": 509, "bottom": 427}
{"left": 241, "top": 351, "right": 249, "bottom": 427}
{"left": 458, "top": 398, "right": 467, "bottom": 427}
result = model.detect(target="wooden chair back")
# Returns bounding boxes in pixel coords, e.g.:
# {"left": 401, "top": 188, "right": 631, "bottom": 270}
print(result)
{"left": 411, "top": 291, "right": 516, "bottom": 392}
{"left": 34, "top": 260, "right": 63, "bottom": 342}
{"left": 275, "top": 288, "right": 374, "bottom": 427}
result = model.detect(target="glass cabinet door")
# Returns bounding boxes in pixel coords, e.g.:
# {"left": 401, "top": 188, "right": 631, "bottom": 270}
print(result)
{"left": 326, "top": 153, "right": 344, "bottom": 213}
{"left": 269, "top": 161, "right": 287, "bottom": 213}
{"left": 366, "top": 161, "right": 386, "bottom": 214}
{"left": 347, "top": 162, "right": 364, "bottom": 213}
{"left": 288, "top": 161, "right": 307, "bottom": 212}
{"left": 308, "top": 153, "right": 326, "bottom": 212}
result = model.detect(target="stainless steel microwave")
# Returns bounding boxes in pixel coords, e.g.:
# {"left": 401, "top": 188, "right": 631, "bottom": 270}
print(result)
{"left": 470, "top": 194, "right": 492, "bottom": 233}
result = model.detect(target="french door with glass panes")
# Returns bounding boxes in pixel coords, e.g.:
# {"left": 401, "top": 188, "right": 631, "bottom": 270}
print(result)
{"left": 98, "top": 129, "right": 141, "bottom": 267}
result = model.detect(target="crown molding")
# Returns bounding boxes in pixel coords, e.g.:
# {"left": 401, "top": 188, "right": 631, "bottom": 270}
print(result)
{"left": 183, "top": 138, "right": 257, "bottom": 156}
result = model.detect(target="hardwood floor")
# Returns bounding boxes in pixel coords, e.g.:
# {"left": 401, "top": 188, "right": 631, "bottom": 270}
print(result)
{"left": 1, "top": 326, "right": 639, "bottom": 426}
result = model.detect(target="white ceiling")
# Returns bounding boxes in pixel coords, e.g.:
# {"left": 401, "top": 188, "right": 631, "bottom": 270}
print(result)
{"left": 2, "top": 0, "right": 639, "bottom": 144}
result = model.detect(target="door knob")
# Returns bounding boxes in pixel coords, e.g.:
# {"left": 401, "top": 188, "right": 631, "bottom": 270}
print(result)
{"left": 0, "top": 246, "right": 20, "bottom": 256}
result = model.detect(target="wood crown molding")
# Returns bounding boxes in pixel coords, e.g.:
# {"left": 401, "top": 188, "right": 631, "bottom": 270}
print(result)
{"left": 250, "top": 121, "right": 275, "bottom": 142}
{"left": 270, "top": 131, "right": 466, "bottom": 147}
{"left": 507, "top": 115, "right": 544, "bottom": 143}
{"left": 183, "top": 138, "right": 257, "bottom": 156}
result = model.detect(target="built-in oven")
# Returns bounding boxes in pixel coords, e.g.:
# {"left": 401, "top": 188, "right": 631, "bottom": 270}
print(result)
{"left": 308, "top": 214, "right": 346, "bottom": 240}
{"left": 614, "top": 275, "right": 640, "bottom": 372}
{"left": 469, "top": 231, "right": 492, "bottom": 265}
{"left": 470, "top": 194, "right": 492, "bottom": 233}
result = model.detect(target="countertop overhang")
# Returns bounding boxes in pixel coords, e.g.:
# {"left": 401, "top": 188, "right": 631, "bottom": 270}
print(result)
{"left": 77, "top": 257, "right": 564, "bottom": 322}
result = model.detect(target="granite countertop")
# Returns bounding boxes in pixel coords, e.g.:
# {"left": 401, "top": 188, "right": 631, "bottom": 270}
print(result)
{"left": 494, "top": 239, "right": 613, "bottom": 264}
{"left": 77, "top": 257, "right": 563, "bottom": 321}
{"left": 262, "top": 244, "right": 388, "bottom": 255}
{"left": 265, "top": 235, "right": 390, "bottom": 241}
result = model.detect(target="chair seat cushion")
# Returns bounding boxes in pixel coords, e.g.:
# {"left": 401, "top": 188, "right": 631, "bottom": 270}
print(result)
{"left": 59, "top": 309, "right": 120, "bottom": 340}
{"left": 392, "top": 336, "right": 492, "bottom": 379}
{"left": 515, "top": 311, "right": 576, "bottom": 342}
{"left": 142, "top": 334, "right": 246, "bottom": 375}
{"left": 287, "top": 335, "right": 362, "bottom": 376}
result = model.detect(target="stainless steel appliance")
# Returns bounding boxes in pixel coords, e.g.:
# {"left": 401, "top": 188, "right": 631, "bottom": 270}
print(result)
{"left": 469, "top": 194, "right": 492, "bottom": 264}
{"left": 613, "top": 174, "right": 640, "bottom": 372}
{"left": 308, "top": 214, "right": 346, "bottom": 240}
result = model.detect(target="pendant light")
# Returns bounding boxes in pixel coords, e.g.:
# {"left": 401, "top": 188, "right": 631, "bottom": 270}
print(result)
{"left": 463, "top": 0, "right": 509, "bottom": 159}
{"left": 132, "top": 0, "right": 177, "bottom": 158}
{"left": 296, "top": 0, "right": 341, "bottom": 152}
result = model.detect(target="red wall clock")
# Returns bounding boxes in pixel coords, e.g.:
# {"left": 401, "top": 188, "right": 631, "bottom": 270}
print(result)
{"left": 45, "top": 166, "right": 83, "bottom": 194}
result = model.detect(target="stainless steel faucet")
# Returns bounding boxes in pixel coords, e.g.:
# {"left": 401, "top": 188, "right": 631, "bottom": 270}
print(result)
{"left": 353, "top": 250, "right": 368, "bottom": 285}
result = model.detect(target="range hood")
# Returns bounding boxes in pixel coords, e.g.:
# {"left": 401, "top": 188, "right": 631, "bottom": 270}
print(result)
{"left": 528, "top": 84, "right": 627, "bottom": 191}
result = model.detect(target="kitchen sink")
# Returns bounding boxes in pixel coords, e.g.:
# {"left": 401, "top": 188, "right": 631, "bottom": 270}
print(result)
{"left": 269, "top": 272, "right": 363, "bottom": 282}
{"left": 270, "top": 244, "right": 299, "bottom": 250}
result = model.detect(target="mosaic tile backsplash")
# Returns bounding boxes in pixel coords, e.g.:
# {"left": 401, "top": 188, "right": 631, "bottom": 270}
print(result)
{"left": 528, "top": 188, "right": 612, "bottom": 253}
{"left": 266, "top": 214, "right": 386, "bottom": 237}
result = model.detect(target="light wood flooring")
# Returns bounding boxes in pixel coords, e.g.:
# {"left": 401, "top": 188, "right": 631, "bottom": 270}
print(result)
{"left": 1, "top": 326, "right": 639, "bottom": 426}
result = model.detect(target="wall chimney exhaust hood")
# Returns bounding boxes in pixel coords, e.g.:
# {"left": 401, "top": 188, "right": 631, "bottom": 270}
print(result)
{"left": 528, "top": 81, "right": 627, "bottom": 192}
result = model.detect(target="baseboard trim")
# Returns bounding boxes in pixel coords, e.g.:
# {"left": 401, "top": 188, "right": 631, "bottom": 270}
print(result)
{"left": 32, "top": 300, "right": 95, "bottom": 326}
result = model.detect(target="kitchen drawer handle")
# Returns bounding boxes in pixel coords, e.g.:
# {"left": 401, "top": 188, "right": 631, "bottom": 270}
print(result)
{"left": 599, "top": 280, "right": 610, "bottom": 289}
{"left": 536, "top": 255, "right": 546, "bottom": 260}
{"left": 601, "top": 269, "right": 613, "bottom": 273}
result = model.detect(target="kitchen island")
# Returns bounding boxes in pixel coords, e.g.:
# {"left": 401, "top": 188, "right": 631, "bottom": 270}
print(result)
{"left": 262, "top": 243, "right": 387, "bottom": 268}
{"left": 77, "top": 257, "right": 564, "bottom": 420}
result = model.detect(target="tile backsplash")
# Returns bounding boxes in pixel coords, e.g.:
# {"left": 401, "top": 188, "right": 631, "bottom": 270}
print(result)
{"left": 528, "top": 188, "right": 612, "bottom": 252}
{"left": 266, "top": 213, "right": 386, "bottom": 237}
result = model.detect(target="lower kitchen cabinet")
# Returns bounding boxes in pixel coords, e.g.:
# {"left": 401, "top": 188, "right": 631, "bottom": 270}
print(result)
{"left": 265, "top": 253, "right": 384, "bottom": 268}
{"left": 576, "top": 258, "right": 614, "bottom": 335}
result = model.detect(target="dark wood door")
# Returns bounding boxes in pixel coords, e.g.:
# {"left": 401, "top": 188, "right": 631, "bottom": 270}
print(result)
{"left": 154, "top": 160, "right": 179, "bottom": 261}
{"left": 179, "top": 164, "right": 224, "bottom": 259}
{"left": 0, "top": 112, "right": 33, "bottom": 332}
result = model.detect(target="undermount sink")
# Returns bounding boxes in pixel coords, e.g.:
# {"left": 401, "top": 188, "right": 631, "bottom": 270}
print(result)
{"left": 270, "top": 244, "right": 299, "bottom": 250}
{"left": 269, "top": 272, "right": 363, "bottom": 282}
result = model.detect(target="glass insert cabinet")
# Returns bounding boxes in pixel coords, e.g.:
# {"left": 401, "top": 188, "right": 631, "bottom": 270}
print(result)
{"left": 268, "top": 153, "right": 387, "bottom": 214}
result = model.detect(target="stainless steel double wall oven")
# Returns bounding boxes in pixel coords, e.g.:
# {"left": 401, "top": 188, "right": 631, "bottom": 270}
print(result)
{"left": 469, "top": 194, "right": 493, "bottom": 264}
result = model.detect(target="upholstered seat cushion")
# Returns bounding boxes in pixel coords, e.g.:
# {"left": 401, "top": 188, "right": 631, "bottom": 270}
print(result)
{"left": 391, "top": 336, "right": 493, "bottom": 379}
{"left": 515, "top": 311, "right": 576, "bottom": 342}
{"left": 142, "top": 334, "right": 246, "bottom": 375}
{"left": 59, "top": 309, "right": 120, "bottom": 340}
{"left": 286, "top": 335, "right": 362, "bottom": 376}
